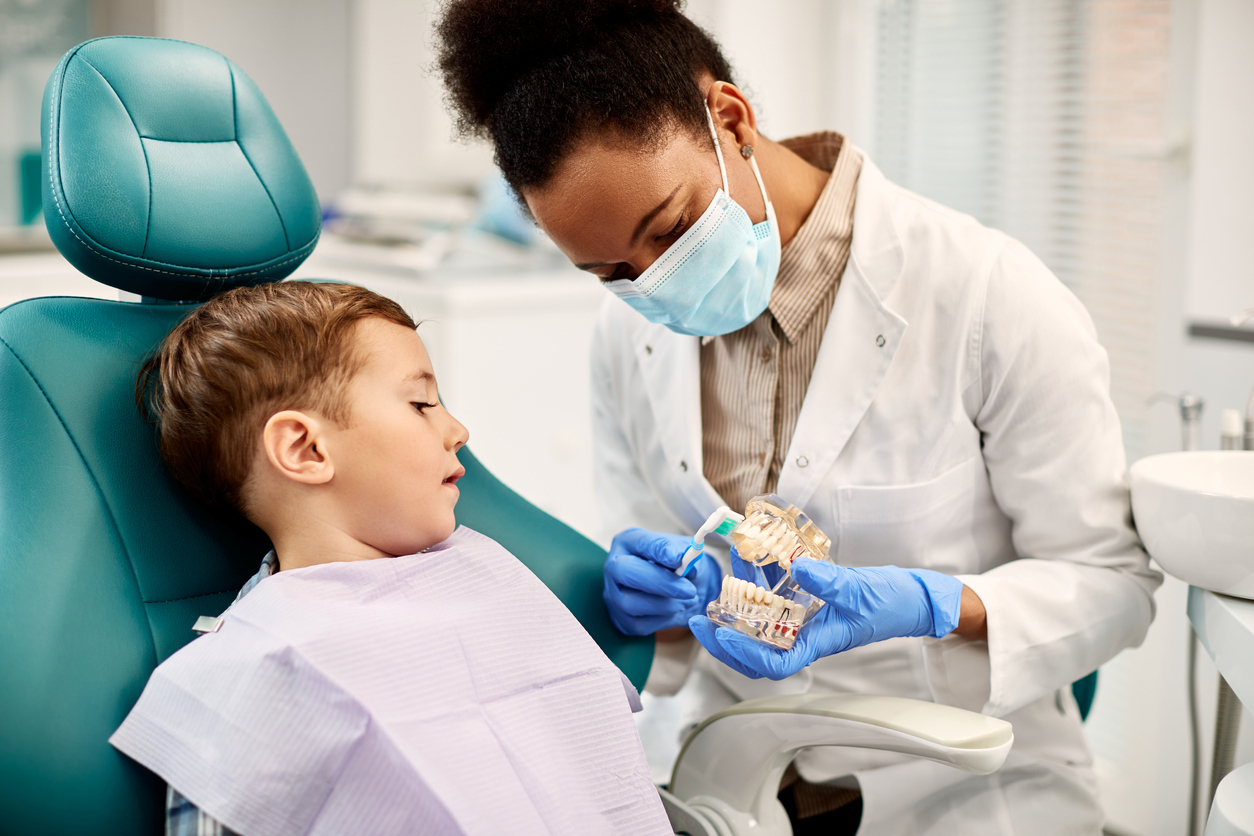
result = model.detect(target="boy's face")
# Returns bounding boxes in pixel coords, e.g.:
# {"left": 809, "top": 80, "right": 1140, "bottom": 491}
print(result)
{"left": 328, "top": 319, "right": 469, "bottom": 556}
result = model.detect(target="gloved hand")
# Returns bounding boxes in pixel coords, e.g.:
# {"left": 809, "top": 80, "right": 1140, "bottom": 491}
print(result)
{"left": 690, "top": 558, "right": 964, "bottom": 680}
{"left": 603, "top": 528, "right": 723, "bottom": 635}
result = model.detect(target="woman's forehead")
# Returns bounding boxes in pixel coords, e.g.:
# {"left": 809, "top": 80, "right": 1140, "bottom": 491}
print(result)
{"left": 526, "top": 132, "right": 713, "bottom": 254}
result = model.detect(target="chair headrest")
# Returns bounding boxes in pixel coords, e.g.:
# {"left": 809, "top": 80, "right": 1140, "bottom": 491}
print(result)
{"left": 42, "top": 37, "right": 321, "bottom": 301}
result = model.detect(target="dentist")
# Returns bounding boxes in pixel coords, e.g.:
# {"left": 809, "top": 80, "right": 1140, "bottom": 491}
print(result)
{"left": 436, "top": 1, "right": 1161, "bottom": 833}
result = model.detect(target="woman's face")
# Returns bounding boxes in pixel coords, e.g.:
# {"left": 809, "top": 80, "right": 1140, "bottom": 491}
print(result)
{"left": 524, "top": 119, "right": 767, "bottom": 284}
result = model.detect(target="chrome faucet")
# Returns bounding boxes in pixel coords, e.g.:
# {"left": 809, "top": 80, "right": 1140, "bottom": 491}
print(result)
{"left": 1149, "top": 392, "right": 1205, "bottom": 452}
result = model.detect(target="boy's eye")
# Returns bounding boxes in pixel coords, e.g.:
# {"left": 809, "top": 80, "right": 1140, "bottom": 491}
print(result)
{"left": 411, "top": 401, "right": 437, "bottom": 414}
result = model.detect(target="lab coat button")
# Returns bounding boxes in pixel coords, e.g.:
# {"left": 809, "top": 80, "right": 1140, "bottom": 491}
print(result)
{"left": 645, "top": 345, "right": 653, "bottom": 355}
{"left": 679, "top": 460, "right": 688, "bottom": 472}
{"left": 876, "top": 335, "right": 886, "bottom": 347}
{"left": 796, "top": 455, "right": 810, "bottom": 468}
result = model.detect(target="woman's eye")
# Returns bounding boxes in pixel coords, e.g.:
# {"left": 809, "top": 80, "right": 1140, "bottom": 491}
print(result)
{"left": 657, "top": 211, "right": 688, "bottom": 243}
{"left": 608, "top": 264, "right": 635, "bottom": 281}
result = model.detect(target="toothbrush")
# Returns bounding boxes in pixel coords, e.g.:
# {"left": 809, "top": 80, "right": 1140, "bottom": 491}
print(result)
{"left": 676, "top": 506, "right": 745, "bottom": 578}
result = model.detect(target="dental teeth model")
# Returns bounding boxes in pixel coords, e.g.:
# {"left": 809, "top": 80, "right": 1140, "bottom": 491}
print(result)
{"left": 704, "top": 494, "right": 834, "bottom": 650}
{"left": 729, "top": 495, "right": 832, "bottom": 572}
{"left": 708, "top": 576, "right": 811, "bottom": 647}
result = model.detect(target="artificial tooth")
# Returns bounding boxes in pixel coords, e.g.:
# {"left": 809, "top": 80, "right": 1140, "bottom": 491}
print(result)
{"left": 754, "top": 587, "right": 765, "bottom": 604}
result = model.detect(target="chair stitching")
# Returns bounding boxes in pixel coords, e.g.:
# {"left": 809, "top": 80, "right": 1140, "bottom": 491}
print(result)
{"left": 138, "top": 138, "right": 236, "bottom": 143}
{"left": 74, "top": 57, "right": 155, "bottom": 258}
{"left": 230, "top": 61, "right": 291, "bottom": 250}
{"left": 46, "top": 54, "right": 319, "bottom": 280}
{"left": 0, "top": 331, "right": 160, "bottom": 663}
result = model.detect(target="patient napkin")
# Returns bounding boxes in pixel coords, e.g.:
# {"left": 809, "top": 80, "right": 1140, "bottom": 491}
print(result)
{"left": 110, "top": 527, "right": 669, "bottom": 836}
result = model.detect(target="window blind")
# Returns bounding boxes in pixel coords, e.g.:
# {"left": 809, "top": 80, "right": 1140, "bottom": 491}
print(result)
{"left": 872, "top": 0, "right": 1175, "bottom": 460}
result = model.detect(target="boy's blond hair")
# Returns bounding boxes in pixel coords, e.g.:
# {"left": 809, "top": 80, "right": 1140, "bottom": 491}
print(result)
{"left": 137, "top": 281, "right": 416, "bottom": 516}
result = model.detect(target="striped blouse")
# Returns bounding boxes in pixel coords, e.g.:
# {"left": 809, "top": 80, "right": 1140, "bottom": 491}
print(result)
{"left": 701, "top": 133, "right": 863, "bottom": 510}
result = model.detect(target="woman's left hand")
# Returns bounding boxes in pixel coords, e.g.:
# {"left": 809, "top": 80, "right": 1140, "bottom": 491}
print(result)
{"left": 689, "top": 558, "right": 966, "bottom": 680}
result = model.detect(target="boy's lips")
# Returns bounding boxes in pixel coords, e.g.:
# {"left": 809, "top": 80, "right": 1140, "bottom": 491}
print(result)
{"left": 443, "top": 466, "right": 466, "bottom": 488}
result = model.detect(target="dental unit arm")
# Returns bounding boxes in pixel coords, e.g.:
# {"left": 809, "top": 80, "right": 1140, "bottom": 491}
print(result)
{"left": 661, "top": 693, "right": 1015, "bottom": 836}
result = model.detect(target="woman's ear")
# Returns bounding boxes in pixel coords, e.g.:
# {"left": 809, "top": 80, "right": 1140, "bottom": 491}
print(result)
{"left": 262, "top": 410, "right": 334, "bottom": 486}
{"left": 706, "top": 80, "right": 759, "bottom": 149}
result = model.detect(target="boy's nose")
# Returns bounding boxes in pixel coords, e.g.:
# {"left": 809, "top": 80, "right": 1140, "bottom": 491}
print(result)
{"left": 446, "top": 412, "right": 469, "bottom": 450}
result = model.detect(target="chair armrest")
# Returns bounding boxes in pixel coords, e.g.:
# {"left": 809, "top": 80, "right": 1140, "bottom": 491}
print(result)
{"left": 670, "top": 693, "right": 1013, "bottom": 836}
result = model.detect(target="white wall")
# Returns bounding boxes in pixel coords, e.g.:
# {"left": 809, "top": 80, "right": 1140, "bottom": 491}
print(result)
{"left": 685, "top": 0, "right": 875, "bottom": 147}
{"left": 157, "top": 0, "right": 352, "bottom": 204}
{"left": 350, "top": 0, "right": 492, "bottom": 189}
{"left": 1183, "top": 0, "right": 1254, "bottom": 325}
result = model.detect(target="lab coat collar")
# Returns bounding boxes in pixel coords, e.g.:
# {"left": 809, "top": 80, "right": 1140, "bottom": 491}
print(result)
{"left": 776, "top": 155, "right": 908, "bottom": 509}
{"left": 631, "top": 322, "right": 727, "bottom": 532}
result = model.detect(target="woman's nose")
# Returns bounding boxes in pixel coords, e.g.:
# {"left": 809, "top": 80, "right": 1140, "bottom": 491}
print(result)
{"left": 623, "top": 242, "right": 670, "bottom": 280}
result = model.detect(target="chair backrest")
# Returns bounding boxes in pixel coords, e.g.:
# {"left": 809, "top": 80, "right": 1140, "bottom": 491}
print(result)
{"left": 0, "top": 36, "right": 650, "bottom": 834}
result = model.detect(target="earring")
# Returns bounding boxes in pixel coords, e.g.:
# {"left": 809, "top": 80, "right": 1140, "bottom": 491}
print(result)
{"left": 740, "top": 144, "right": 754, "bottom": 158}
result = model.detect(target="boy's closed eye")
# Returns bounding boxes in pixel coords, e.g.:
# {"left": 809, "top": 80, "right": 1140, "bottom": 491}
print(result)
{"left": 411, "top": 401, "right": 438, "bottom": 414}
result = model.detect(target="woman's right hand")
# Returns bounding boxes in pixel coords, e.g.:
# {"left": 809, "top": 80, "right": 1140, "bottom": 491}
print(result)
{"left": 603, "top": 528, "right": 722, "bottom": 635}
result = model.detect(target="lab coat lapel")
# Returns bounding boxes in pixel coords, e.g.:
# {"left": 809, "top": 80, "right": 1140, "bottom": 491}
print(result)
{"left": 632, "top": 322, "right": 727, "bottom": 531}
{"left": 777, "top": 158, "right": 908, "bottom": 509}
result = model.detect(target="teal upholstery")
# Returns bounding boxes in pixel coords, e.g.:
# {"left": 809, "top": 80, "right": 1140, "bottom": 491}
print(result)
{"left": 0, "top": 36, "right": 651, "bottom": 834}
{"left": 1072, "top": 670, "right": 1098, "bottom": 722}
{"left": 41, "top": 38, "right": 320, "bottom": 300}
{"left": 0, "top": 298, "right": 264, "bottom": 834}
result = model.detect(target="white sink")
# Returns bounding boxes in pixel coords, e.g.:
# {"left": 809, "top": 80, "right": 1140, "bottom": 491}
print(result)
{"left": 1130, "top": 451, "right": 1254, "bottom": 599}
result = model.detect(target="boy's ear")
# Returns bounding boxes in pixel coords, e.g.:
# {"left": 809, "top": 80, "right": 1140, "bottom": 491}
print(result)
{"left": 262, "top": 410, "right": 334, "bottom": 485}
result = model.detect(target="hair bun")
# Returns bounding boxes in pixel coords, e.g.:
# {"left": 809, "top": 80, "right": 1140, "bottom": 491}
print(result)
{"left": 437, "top": 0, "right": 685, "bottom": 134}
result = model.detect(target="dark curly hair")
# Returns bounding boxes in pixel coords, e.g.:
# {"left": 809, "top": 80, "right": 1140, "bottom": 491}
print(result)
{"left": 435, "top": 0, "right": 735, "bottom": 194}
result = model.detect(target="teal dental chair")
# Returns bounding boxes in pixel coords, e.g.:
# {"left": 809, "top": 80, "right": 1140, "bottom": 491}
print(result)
{"left": 0, "top": 37, "right": 1013, "bottom": 836}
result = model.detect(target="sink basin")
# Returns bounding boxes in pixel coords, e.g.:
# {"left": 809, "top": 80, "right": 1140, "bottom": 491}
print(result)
{"left": 1130, "top": 451, "right": 1254, "bottom": 599}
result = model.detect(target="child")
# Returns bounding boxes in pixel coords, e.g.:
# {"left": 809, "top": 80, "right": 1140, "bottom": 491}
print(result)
{"left": 110, "top": 281, "right": 670, "bottom": 836}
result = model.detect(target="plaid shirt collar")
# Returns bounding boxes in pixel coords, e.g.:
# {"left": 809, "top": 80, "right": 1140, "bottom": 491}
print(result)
{"left": 232, "top": 550, "right": 279, "bottom": 605}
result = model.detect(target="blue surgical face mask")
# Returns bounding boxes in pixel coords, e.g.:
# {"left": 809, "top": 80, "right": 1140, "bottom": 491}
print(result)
{"left": 603, "top": 109, "right": 781, "bottom": 337}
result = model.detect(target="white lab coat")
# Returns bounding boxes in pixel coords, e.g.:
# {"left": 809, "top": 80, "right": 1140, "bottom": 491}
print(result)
{"left": 590, "top": 156, "right": 1162, "bottom": 835}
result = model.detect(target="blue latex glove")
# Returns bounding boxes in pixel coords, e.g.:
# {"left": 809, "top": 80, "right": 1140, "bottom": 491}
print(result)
{"left": 690, "top": 558, "right": 964, "bottom": 680}
{"left": 603, "top": 528, "right": 723, "bottom": 635}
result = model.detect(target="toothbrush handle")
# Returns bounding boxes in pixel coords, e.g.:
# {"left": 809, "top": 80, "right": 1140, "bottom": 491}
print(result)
{"left": 676, "top": 544, "right": 702, "bottom": 578}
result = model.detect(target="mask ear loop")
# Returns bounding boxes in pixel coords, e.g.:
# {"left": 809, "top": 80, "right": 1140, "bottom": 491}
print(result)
{"left": 704, "top": 107, "right": 730, "bottom": 194}
{"left": 705, "top": 107, "right": 772, "bottom": 214}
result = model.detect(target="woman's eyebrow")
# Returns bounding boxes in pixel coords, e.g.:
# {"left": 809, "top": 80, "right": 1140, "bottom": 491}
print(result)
{"left": 629, "top": 183, "right": 683, "bottom": 247}
{"left": 573, "top": 184, "right": 683, "bottom": 271}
